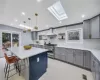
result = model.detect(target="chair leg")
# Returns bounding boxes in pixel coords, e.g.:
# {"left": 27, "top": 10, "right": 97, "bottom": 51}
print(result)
{"left": 4, "top": 63, "right": 6, "bottom": 74}
{"left": 7, "top": 64, "right": 10, "bottom": 80}
{"left": 16, "top": 62, "right": 21, "bottom": 76}
{"left": 5, "top": 63, "right": 8, "bottom": 78}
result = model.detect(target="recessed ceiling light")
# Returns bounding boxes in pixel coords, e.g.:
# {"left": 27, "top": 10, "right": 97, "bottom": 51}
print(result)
{"left": 46, "top": 25, "right": 49, "bottom": 27}
{"left": 22, "top": 12, "right": 25, "bottom": 16}
{"left": 37, "top": 0, "right": 42, "bottom": 2}
{"left": 10, "top": 23, "right": 13, "bottom": 26}
{"left": 59, "top": 21, "right": 62, "bottom": 23}
{"left": 15, "top": 19, "right": 18, "bottom": 22}
{"left": 82, "top": 15, "right": 85, "bottom": 18}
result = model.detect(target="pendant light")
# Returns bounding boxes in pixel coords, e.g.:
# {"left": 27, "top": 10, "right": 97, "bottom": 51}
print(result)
{"left": 34, "top": 13, "right": 38, "bottom": 30}
{"left": 23, "top": 21, "right": 26, "bottom": 33}
{"left": 28, "top": 18, "right": 31, "bottom": 32}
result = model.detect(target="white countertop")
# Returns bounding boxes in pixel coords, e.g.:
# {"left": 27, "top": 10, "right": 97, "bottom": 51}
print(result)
{"left": 57, "top": 46, "right": 100, "bottom": 61}
{"left": 8, "top": 46, "right": 48, "bottom": 59}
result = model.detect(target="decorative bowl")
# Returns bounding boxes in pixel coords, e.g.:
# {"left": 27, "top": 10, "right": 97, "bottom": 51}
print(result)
{"left": 24, "top": 45, "right": 32, "bottom": 50}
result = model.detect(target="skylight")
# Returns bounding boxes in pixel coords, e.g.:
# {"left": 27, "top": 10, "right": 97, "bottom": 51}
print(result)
{"left": 48, "top": 1, "right": 68, "bottom": 21}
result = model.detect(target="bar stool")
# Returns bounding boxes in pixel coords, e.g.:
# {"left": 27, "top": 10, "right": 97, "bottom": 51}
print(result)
{"left": 2, "top": 47, "right": 21, "bottom": 80}
{"left": 4, "top": 53, "right": 21, "bottom": 80}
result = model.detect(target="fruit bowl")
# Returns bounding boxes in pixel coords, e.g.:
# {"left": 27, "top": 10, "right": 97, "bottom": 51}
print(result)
{"left": 24, "top": 45, "right": 32, "bottom": 50}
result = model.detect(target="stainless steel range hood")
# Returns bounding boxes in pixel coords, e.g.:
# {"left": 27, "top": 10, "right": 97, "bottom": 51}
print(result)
{"left": 46, "top": 28, "right": 57, "bottom": 36}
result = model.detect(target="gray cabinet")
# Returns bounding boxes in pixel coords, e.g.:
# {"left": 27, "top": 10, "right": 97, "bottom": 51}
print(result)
{"left": 55, "top": 47, "right": 66, "bottom": 61}
{"left": 65, "top": 48, "right": 74, "bottom": 64}
{"left": 83, "top": 15, "right": 100, "bottom": 39}
{"left": 54, "top": 47, "right": 100, "bottom": 80}
{"left": 83, "top": 50, "right": 91, "bottom": 69}
{"left": 83, "top": 19, "right": 91, "bottom": 39}
{"left": 91, "top": 55, "right": 100, "bottom": 80}
{"left": 73, "top": 49, "right": 83, "bottom": 67}
{"left": 90, "top": 16, "right": 100, "bottom": 38}
{"left": 31, "top": 31, "right": 37, "bottom": 40}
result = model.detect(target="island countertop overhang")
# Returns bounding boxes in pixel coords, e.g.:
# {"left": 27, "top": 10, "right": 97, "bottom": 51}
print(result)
{"left": 8, "top": 46, "right": 48, "bottom": 59}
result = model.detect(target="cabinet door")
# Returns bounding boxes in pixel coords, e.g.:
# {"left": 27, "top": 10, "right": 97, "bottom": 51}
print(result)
{"left": 59, "top": 48, "right": 66, "bottom": 61}
{"left": 55, "top": 47, "right": 66, "bottom": 61}
{"left": 91, "top": 56, "right": 96, "bottom": 80}
{"left": 74, "top": 49, "right": 83, "bottom": 67}
{"left": 55, "top": 47, "right": 61, "bottom": 60}
{"left": 90, "top": 16, "right": 100, "bottom": 38}
{"left": 83, "top": 50, "right": 91, "bottom": 69}
{"left": 95, "top": 60, "right": 100, "bottom": 80}
{"left": 65, "top": 48, "right": 74, "bottom": 64}
{"left": 31, "top": 31, "right": 37, "bottom": 40}
{"left": 91, "top": 55, "right": 100, "bottom": 80}
{"left": 83, "top": 20, "right": 91, "bottom": 39}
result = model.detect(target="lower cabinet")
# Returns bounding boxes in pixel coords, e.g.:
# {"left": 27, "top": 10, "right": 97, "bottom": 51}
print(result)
{"left": 65, "top": 48, "right": 74, "bottom": 64}
{"left": 73, "top": 49, "right": 83, "bottom": 67}
{"left": 91, "top": 54, "right": 100, "bottom": 80}
{"left": 55, "top": 47, "right": 66, "bottom": 61}
{"left": 54, "top": 47, "right": 100, "bottom": 80}
{"left": 83, "top": 50, "right": 91, "bottom": 69}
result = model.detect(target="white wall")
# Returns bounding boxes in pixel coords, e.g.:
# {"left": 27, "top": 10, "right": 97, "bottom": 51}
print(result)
{"left": 0, "top": 24, "right": 33, "bottom": 57}
{"left": 0, "top": 24, "right": 33, "bottom": 46}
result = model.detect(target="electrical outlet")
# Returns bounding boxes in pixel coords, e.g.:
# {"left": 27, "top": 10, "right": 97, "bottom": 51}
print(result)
{"left": 37, "top": 57, "right": 39, "bottom": 62}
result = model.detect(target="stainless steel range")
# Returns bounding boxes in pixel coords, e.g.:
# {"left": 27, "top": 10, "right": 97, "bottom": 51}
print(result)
{"left": 44, "top": 44, "right": 57, "bottom": 58}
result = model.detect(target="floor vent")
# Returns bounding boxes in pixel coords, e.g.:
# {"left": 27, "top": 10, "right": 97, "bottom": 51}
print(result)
{"left": 82, "top": 74, "right": 87, "bottom": 80}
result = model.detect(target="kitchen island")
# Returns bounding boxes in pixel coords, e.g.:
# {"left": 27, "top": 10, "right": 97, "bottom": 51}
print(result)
{"left": 8, "top": 46, "right": 48, "bottom": 80}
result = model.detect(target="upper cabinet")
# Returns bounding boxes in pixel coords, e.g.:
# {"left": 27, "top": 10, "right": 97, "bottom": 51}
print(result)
{"left": 90, "top": 16, "right": 100, "bottom": 39}
{"left": 83, "top": 15, "right": 100, "bottom": 39}
{"left": 31, "top": 31, "right": 38, "bottom": 40}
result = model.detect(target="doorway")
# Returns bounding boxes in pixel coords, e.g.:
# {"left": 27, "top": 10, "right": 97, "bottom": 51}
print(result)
{"left": 0, "top": 30, "right": 21, "bottom": 57}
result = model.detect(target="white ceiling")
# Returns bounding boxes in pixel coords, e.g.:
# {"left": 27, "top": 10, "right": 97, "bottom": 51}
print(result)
{"left": 0, "top": 0, "right": 100, "bottom": 30}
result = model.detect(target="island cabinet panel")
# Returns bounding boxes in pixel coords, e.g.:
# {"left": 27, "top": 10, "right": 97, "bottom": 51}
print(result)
{"left": 83, "top": 50, "right": 91, "bottom": 69}
{"left": 55, "top": 47, "right": 66, "bottom": 61}
{"left": 73, "top": 49, "right": 84, "bottom": 67}
{"left": 65, "top": 48, "right": 74, "bottom": 64}
{"left": 29, "top": 52, "right": 47, "bottom": 80}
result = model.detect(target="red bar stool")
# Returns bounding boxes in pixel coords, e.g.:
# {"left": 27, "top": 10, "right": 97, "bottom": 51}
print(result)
{"left": 2, "top": 48, "right": 21, "bottom": 80}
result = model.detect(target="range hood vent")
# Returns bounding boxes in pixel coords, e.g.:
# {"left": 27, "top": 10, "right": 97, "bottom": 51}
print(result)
{"left": 46, "top": 28, "right": 57, "bottom": 36}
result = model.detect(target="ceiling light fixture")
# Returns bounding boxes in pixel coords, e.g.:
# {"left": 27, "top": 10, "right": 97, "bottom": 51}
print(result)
{"left": 10, "top": 23, "right": 13, "bottom": 26}
{"left": 82, "top": 15, "right": 85, "bottom": 18}
{"left": 34, "top": 13, "right": 38, "bottom": 30}
{"left": 22, "top": 12, "right": 25, "bottom": 16}
{"left": 37, "top": 0, "right": 42, "bottom": 2}
{"left": 59, "top": 21, "right": 62, "bottom": 24}
{"left": 15, "top": 19, "right": 18, "bottom": 22}
{"left": 28, "top": 18, "right": 32, "bottom": 31}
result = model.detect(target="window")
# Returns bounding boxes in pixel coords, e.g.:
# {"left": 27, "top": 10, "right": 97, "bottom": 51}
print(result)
{"left": 48, "top": 1, "right": 68, "bottom": 21}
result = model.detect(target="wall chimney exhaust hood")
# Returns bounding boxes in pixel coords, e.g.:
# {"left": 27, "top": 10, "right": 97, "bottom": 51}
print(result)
{"left": 46, "top": 28, "right": 57, "bottom": 36}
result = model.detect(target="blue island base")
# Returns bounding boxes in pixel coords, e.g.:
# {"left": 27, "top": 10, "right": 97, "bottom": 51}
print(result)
{"left": 29, "top": 52, "right": 48, "bottom": 80}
